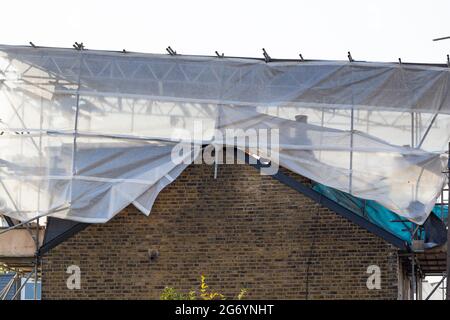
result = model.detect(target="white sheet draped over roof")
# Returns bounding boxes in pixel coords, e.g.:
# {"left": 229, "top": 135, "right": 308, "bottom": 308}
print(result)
{"left": 0, "top": 45, "right": 448, "bottom": 224}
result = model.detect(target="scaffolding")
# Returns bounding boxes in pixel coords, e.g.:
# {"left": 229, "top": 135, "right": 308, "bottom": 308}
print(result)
{"left": 0, "top": 218, "right": 42, "bottom": 300}
{"left": 0, "top": 43, "right": 449, "bottom": 299}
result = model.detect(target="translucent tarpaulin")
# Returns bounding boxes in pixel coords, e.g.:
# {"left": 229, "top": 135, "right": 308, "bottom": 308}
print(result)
{"left": 0, "top": 45, "right": 448, "bottom": 224}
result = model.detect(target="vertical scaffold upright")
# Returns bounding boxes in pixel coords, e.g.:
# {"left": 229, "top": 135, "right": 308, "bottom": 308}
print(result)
{"left": 446, "top": 142, "right": 450, "bottom": 300}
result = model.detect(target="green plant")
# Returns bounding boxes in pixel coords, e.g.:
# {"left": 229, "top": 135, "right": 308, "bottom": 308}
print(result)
{"left": 199, "top": 274, "right": 225, "bottom": 300}
{"left": 160, "top": 275, "right": 247, "bottom": 300}
{"left": 160, "top": 287, "right": 196, "bottom": 300}
{"left": 237, "top": 288, "right": 247, "bottom": 300}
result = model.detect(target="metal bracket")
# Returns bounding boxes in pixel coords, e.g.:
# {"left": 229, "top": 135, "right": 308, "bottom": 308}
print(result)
{"left": 262, "top": 48, "right": 271, "bottom": 62}
{"left": 166, "top": 46, "right": 177, "bottom": 56}
{"left": 347, "top": 51, "right": 354, "bottom": 62}
{"left": 73, "top": 42, "right": 85, "bottom": 50}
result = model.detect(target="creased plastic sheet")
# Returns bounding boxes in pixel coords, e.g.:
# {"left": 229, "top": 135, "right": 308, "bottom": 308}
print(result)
{"left": 0, "top": 45, "right": 448, "bottom": 224}
{"left": 0, "top": 139, "right": 197, "bottom": 223}
{"left": 217, "top": 106, "right": 446, "bottom": 224}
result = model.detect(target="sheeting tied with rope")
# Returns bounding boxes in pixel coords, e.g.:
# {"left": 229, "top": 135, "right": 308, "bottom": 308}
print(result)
{"left": 0, "top": 45, "right": 448, "bottom": 224}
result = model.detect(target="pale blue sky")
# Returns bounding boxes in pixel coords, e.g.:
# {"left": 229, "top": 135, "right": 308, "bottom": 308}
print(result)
{"left": 2, "top": 0, "right": 450, "bottom": 63}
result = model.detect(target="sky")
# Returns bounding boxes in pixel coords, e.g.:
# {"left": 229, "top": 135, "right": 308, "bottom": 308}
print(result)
{"left": 1, "top": 0, "right": 450, "bottom": 63}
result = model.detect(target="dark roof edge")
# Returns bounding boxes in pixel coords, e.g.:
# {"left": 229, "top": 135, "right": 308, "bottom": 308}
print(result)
{"left": 242, "top": 151, "right": 409, "bottom": 251}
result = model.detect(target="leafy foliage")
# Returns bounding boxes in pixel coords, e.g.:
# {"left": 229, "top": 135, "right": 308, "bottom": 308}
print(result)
{"left": 160, "top": 287, "right": 196, "bottom": 300}
{"left": 161, "top": 275, "right": 247, "bottom": 300}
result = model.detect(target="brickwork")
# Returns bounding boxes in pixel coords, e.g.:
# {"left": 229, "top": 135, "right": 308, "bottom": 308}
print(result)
{"left": 42, "top": 163, "right": 399, "bottom": 299}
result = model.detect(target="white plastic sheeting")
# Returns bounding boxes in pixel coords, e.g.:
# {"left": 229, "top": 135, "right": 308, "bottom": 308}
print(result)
{"left": 0, "top": 45, "right": 448, "bottom": 224}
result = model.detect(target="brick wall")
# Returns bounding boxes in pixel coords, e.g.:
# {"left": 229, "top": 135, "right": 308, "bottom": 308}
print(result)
{"left": 42, "top": 164, "right": 399, "bottom": 299}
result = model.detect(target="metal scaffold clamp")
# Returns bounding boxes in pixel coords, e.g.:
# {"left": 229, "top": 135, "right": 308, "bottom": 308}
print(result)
{"left": 73, "top": 42, "right": 85, "bottom": 50}
{"left": 262, "top": 48, "right": 271, "bottom": 62}
{"left": 166, "top": 46, "right": 177, "bottom": 56}
{"left": 347, "top": 51, "right": 354, "bottom": 62}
